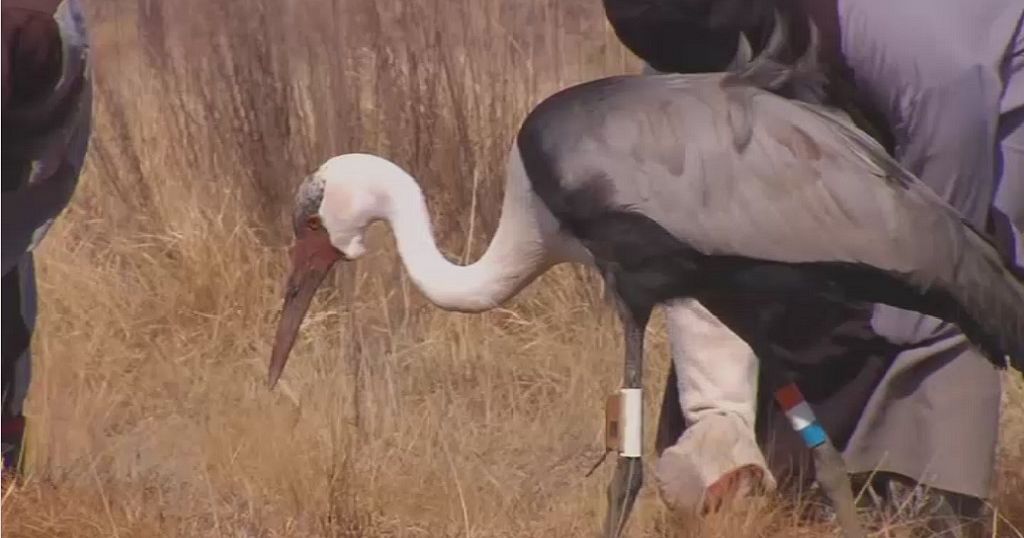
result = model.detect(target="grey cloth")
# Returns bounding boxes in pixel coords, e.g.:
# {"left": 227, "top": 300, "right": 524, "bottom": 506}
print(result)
{"left": 651, "top": 0, "right": 1023, "bottom": 509}
{"left": 836, "top": 0, "right": 1023, "bottom": 499}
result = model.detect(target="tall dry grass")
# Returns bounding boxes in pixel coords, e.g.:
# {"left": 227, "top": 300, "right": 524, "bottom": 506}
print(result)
{"left": 2, "top": 0, "right": 1022, "bottom": 536}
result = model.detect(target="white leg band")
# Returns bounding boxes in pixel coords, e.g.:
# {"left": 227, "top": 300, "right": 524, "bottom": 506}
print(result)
{"left": 784, "top": 401, "right": 816, "bottom": 431}
{"left": 620, "top": 388, "right": 643, "bottom": 458}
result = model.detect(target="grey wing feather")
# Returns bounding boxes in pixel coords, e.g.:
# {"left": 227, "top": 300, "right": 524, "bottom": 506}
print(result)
{"left": 543, "top": 74, "right": 1024, "bottom": 362}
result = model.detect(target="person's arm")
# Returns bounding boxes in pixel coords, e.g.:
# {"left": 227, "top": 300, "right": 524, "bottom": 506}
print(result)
{"left": 2, "top": 1, "right": 63, "bottom": 111}
{"left": 654, "top": 298, "right": 772, "bottom": 515}
{"left": 2, "top": 0, "right": 90, "bottom": 273}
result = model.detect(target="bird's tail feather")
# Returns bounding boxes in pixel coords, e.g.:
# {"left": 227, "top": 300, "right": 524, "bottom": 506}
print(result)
{"left": 942, "top": 225, "right": 1024, "bottom": 372}
{"left": 721, "top": 4, "right": 829, "bottom": 149}
{"left": 791, "top": 95, "right": 1024, "bottom": 370}
{"left": 723, "top": 3, "right": 827, "bottom": 105}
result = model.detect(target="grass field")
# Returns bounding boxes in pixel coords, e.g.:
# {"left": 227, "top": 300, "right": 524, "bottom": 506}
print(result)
{"left": 2, "top": 0, "right": 1023, "bottom": 536}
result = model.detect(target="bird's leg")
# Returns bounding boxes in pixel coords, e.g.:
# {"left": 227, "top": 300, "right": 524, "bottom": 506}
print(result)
{"left": 769, "top": 378, "right": 865, "bottom": 538}
{"left": 603, "top": 297, "right": 651, "bottom": 538}
{"left": 754, "top": 323, "right": 867, "bottom": 538}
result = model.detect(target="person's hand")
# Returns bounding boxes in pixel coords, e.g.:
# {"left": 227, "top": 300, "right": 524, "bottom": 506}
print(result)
{"left": 2, "top": 6, "right": 63, "bottom": 110}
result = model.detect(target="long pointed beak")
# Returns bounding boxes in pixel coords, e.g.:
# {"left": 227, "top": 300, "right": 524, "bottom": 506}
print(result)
{"left": 268, "top": 228, "right": 342, "bottom": 389}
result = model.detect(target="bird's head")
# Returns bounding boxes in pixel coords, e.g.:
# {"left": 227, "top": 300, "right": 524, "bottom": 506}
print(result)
{"left": 268, "top": 154, "right": 391, "bottom": 388}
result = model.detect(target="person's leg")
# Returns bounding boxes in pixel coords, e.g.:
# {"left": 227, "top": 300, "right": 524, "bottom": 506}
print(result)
{"left": 2, "top": 254, "right": 36, "bottom": 474}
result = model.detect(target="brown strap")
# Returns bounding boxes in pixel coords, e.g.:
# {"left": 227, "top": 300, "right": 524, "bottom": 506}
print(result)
{"left": 1, "top": 0, "right": 62, "bottom": 16}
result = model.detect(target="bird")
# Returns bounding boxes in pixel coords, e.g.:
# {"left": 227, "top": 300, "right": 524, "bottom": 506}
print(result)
{"left": 267, "top": 69, "right": 1024, "bottom": 538}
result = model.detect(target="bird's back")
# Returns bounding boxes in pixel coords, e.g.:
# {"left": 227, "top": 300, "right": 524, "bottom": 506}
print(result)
{"left": 521, "top": 73, "right": 950, "bottom": 280}
{"left": 516, "top": 73, "right": 1024, "bottom": 366}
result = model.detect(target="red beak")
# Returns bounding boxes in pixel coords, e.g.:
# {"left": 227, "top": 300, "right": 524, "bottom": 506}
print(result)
{"left": 268, "top": 227, "right": 342, "bottom": 388}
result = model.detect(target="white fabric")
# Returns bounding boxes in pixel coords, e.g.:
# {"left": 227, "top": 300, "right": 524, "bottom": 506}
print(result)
{"left": 664, "top": 298, "right": 759, "bottom": 429}
{"left": 653, "top": 299, "right": 773, "bottom": 511}
{"left": 654, "top": 411, "right": 775, "bottom": 515}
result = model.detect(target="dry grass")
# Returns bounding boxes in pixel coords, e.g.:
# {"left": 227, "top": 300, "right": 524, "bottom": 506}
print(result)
{"left": 2, "top": 0, "right": 1023, "bottom": 536}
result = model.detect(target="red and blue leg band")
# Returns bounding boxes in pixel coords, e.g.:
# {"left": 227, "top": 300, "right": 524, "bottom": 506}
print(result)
{"left": 774, "top": 383, "right": 827, "bottom": 448}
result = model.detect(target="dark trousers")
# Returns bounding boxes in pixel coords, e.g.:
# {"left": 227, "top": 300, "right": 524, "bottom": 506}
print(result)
{"left": 2, "top": 261, "right": 32, "bottom": 471}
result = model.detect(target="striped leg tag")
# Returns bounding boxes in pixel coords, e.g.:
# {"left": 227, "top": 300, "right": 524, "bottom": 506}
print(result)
{"left": 774, "top": 383, "right": 827, "bottom": 448}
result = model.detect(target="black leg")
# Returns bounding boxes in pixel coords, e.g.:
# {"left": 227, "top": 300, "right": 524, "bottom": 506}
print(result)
{"left": 654, "top": 363, "right": 682, "bottom": 457}
{"left": 603, "top": 295, "right": 651, "bottom": 538}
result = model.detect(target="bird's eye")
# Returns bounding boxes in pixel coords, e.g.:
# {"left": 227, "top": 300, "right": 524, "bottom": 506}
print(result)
{"left": 306, "top": 217, "right": 323, "bottom": 231}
